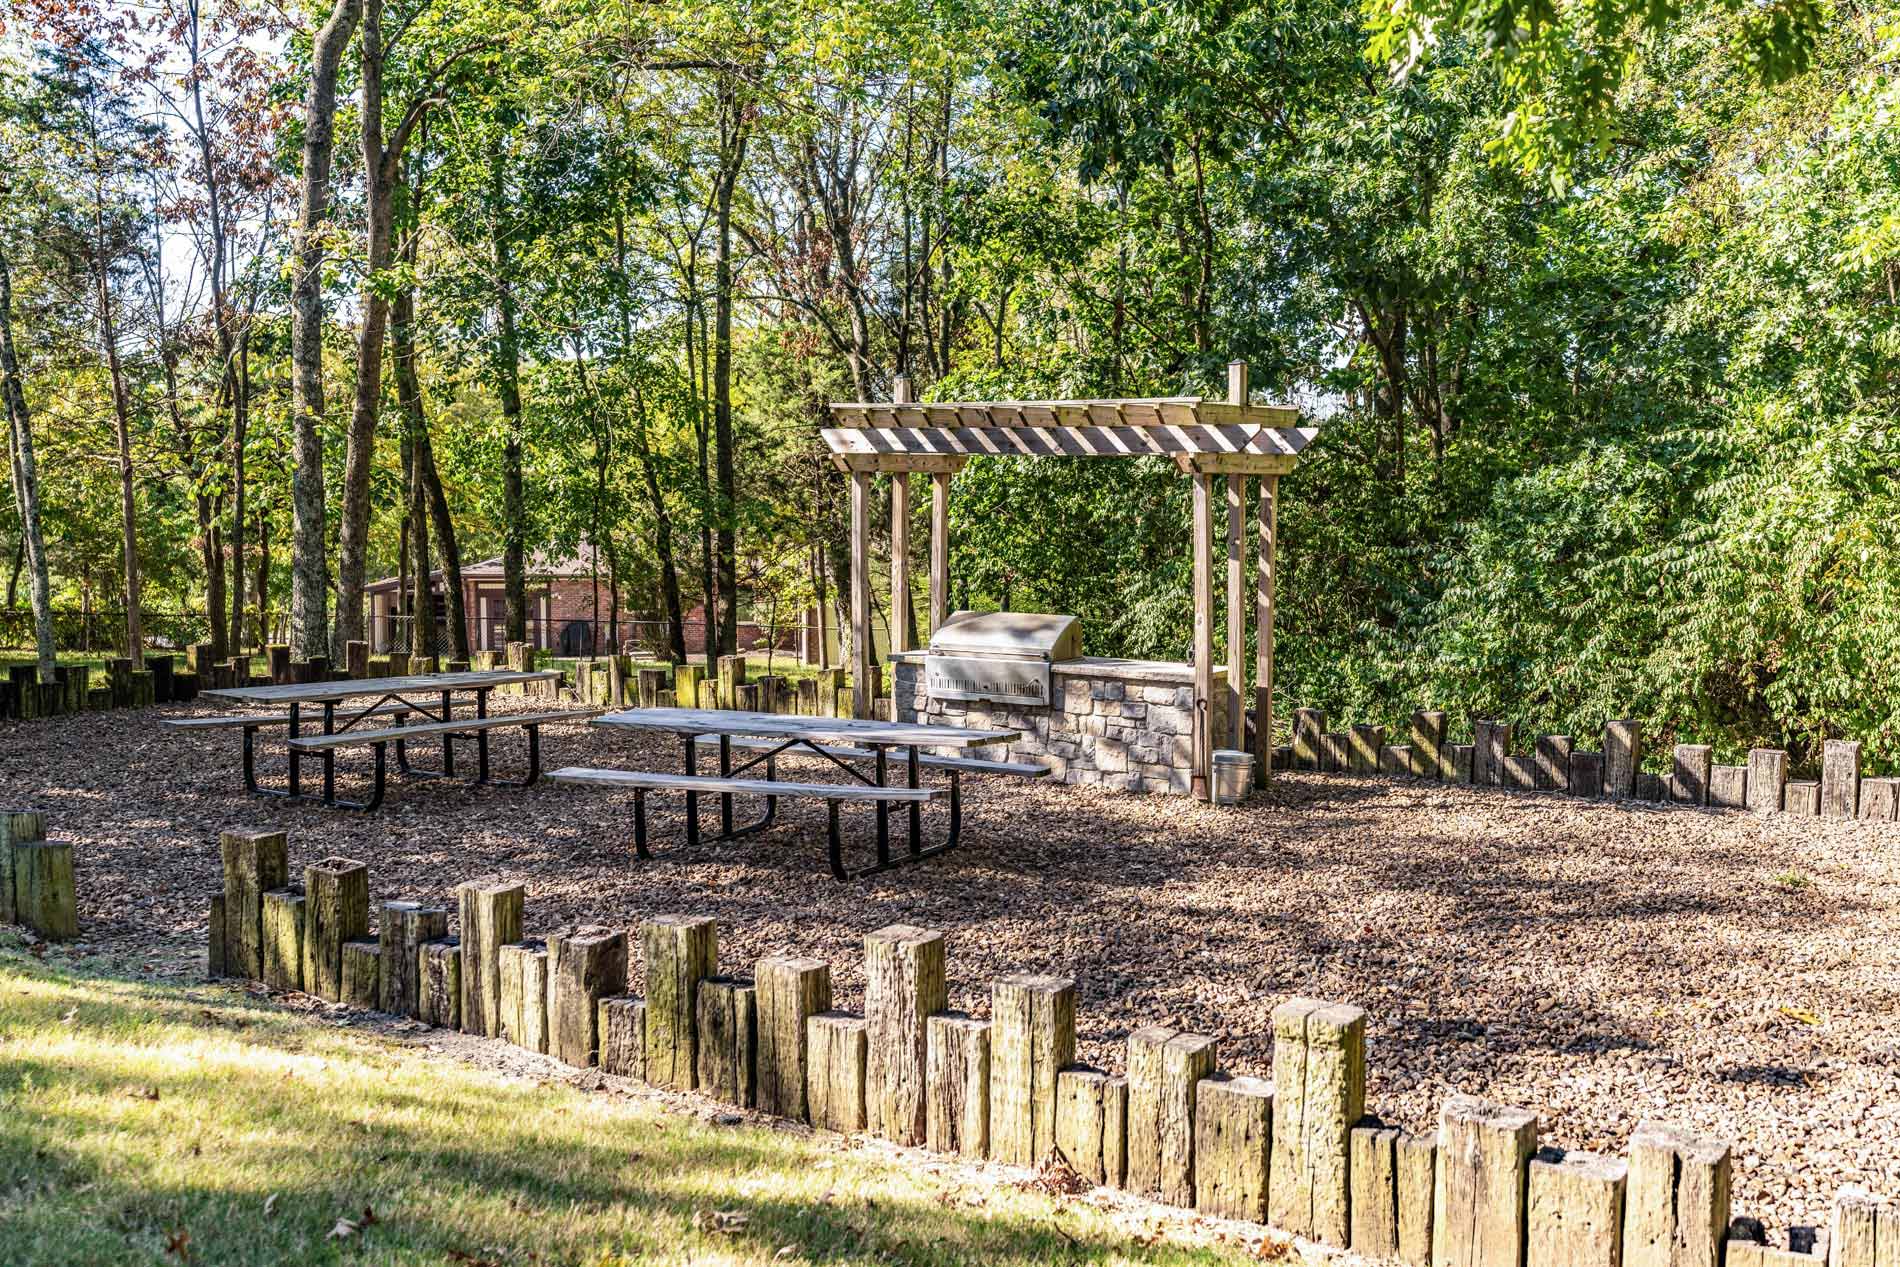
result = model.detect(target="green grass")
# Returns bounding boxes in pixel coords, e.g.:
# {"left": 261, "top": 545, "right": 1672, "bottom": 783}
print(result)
{"left": 0, "top": 938, "right": 1255, "bottom": 1266}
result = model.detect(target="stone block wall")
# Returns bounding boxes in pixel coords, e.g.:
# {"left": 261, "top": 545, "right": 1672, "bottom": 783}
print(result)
{"left": 893, "top": 655, "right": 1229, "bottom": 796}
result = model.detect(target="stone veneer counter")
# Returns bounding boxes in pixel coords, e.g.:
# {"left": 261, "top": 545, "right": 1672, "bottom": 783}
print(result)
{"left": 890, "top": 651, "right": 1230, "bottom": 795}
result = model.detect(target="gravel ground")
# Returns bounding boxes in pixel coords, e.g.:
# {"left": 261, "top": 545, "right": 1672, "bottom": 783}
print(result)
{"left": 6, "top": 695, "right": 1898, "bottom": 1240}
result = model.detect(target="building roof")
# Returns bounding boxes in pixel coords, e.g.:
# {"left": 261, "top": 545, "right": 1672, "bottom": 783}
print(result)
{"left": 366, "top": 547, "right": 606, "bottom": 595}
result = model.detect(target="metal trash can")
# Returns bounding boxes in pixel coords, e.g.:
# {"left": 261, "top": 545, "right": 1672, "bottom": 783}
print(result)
{"left": 1212, "top": 748, "right": 1255, "bottom": 805}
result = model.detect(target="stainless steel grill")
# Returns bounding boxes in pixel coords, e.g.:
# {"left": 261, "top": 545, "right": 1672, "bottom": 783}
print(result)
{"left": 924, "top": 611, "right": 1082, "bottom": 706}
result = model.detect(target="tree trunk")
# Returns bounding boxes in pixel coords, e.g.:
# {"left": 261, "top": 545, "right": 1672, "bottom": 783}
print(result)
{"left": 392, "top": 266, "right": 434, "bottom": 659}
{"left": 712, "top": 82, "right": 748, "bottom": 658}
{"left": 289, "top": 0, "right": 363, "bottom": 657}
{"left": 334, "top": 0, "right": 394, "bottom": 656}
{"left": 254, "top": 500, "right": 270, "bottom": 647}
{"left": 92, "top": 186, "right": 143, "bottom": 667}
{"left": 0, "top": 246, "right": 57, "bottom": 682}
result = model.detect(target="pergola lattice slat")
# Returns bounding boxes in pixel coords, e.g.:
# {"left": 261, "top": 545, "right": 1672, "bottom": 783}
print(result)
{"left": 823, "top": 422, "right": 1316, "bottom": 462}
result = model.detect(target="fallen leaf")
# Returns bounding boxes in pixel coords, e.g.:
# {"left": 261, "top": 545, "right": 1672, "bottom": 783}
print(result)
{"left": 262, "top": 1193, "right": 278, "bottom": 1217}
{"left": 164, "top": 1228, "right": 191, "bottom": 1261}
{"left": 327, "top": 1218, "right": 359, "bottom": 1241}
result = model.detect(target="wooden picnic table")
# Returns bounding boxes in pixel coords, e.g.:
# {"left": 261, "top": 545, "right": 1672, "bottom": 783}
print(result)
{"left": 193, "top": 670, "right": 564, "bottom": 807}
{"left": 574, "top": 706, "right": 1023, "bottom": 879}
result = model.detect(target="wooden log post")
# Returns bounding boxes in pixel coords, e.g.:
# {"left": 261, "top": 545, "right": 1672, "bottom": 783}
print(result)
{"left": 551, "top": 925, "right": 627, "bottom": 1067}
{"left": 1054, "top": 1066, "right": 1113, "bottom": 1186}
{"left": 1348, "top": 724, "right": 1385, "bottom": 774}
{"left": 1470, "top": 720, "right": 1492, "bottom": 784}
{"left": 146, "top": 656, "right": 172, "bottom": 702}
{"left": 303, "top": 857, "right": 369, "bottom": 1004}
{"left": 1828, "top": 1187, "right": 1883, "bottom": 1267}
{"left": 457, "top": 882, "right": 525, "bottom": 1039}
{"left": 268, "top": 644, "right": 293, "bottom": 684}
{"left": 926, "top": 1013, "right": 991, "bottom": 1160}
{"left": 599, "top": 995, "right": 646, "bottom": 1077}
{"left": 1381, "top": 744, "right": 1413, "bottom": 777}
{"left": 638, "top": 667, "right": 666, "bottom": 708}
{"left": 207, "top": 893, "right": 227, "bottom": 977}
{"left": 806, "top": 1010, "right": 869, "bottom": 1133}
{"left": 1142, "top": 1033, "right": 1216, "bottom": 1207}
{"left": 1504, "top": 754, "right": 1537, "bottom": 790}
{"left": 865, "top": 925, "right": 947, "bottom": 1146}
{"left": 1857, "top": 778, "right": 1898, "bottom": 821}
{"left": 1536, "top": 736, "right": 1574, "bottom": 792}
{"left": 7, "top": 814, "right": 76, "bottom": 942}
{"left": 1570, "top": 751, "right": 1604, "bottom": 799}
{"left": 696, "top": 976, "right": 757, "bottom": 1105}
{"left": 716, "top": 654, "right": 747, "bottom": 708}
{"left": 261, "top": 889, "right": 306, "bottom": 991}
{"left": 1194, "top": 1072, "right": 1273, "bottom": 1222}
{"left": 1709, "top": 765, "right": 1749, "bottom": 809}
{"left": 341, "top": 940, "right": 380, "bottom": 1008}
{"left": 498, "top": 940, "right": 550, "bottom": 1054}
{"left": 1528, "top": 1147, "right": 1627, "bottom": 1267}
{"left": 1433, "top": 1095, "right": 1539, "bottom": 1267}
{"left": 1397, "top": 1130, "right": 1437, "bottom": 1267}
{"left": 1321, "top": 731, "right": 1350, "bottom": 773}
{"left": 606, "top": 654, "right": 627, "bottom": 707}
{"left": 420, "top": 939, "right": 461, "bottom": 1029}
{"left": 1125, "top": 1025, "right": 1179, "bottom": 1197}
{"left": 1747, "top": 749, "right": 1788, "bottom": 813}
{"left": 1822, "top": 739, "right": 1862, "bottom": 818}
{"left": 380, "top": 902, "right": 447, "bottom": 1019}
{"left": 642, "top": 914, "right": 717, "bottom": 1090}
{"left": 1410, "top": 710, "right": 1447, "bottom": 779}
{"left": 1452, "top": 743, "right": 1475, "bottom": 783}
{"left": 1603, "top": 720, "right": 1641, "bottom": 799}
{"left": 345, "top": 639, "right": 369, "bottom": 680}
{"left": 1292, "top": 708, "right": 1326, "bottom": 770}
{"left": 1268, "top": 998, "right": 1365, "bottom": 1246}
{"left": 1351, "top": 1122, "right": 1402, "bottom": 1259}
{"left": 1487, "top": 721, "right": 1515, "bottom": 787}
{"left": 219, "top": 829, "right": 288, "bottom": 980}
{"left": 1786, "top": 781, "right": 1822, "bottom": 815}
{"left": 989, "top": 973, "right": 1076, "bottom": 1168}
{"left": 1623, "top": 1122, "right": 1731, "bottom": 1267}
{"left": 1670, "top": 744, "right": 1713, "bottom": 804}
{"left": 794, "top": 676, "right": 819, "bottom": 715}
{"left": 755, "top": 956, "right": 831, "bottom": 1120}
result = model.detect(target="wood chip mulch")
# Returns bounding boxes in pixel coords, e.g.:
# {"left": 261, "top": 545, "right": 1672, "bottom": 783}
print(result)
{"left": 6, "top": 696, "right": 1899, "bottom": 1237}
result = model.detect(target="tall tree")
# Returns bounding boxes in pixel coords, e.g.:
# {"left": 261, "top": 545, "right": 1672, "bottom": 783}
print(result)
{"left": 289, "top": 0, "right": 362, "bottom": 658}
{"left": 0, "top": 243, "right": 56, "bottom": 684}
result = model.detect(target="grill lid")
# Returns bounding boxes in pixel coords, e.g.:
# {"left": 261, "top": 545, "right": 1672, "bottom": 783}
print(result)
{"left": 927, "top": 610, "right": 1082, "bottom": 662}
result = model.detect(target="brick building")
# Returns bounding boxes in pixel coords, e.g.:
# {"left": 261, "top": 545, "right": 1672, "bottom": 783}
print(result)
{"left": 366, "top": 549, "right": 820, "bottom": 662}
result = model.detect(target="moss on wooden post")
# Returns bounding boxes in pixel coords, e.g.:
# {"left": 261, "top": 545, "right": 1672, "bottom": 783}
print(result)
{"left": 642, "top": 914, "right": 717, "bottom": 1090}
{"left": 420, "top": 940, "right": 461, "bottom": 1029}
{"left": 341, "top": 940, "right": 380, "bottom": 1009}
{"left": 551, "top": 926, "right": 627, "bottom": 1067}
{"left": 756, "top": 956, "right": 831, "bottom": 1121}
{"left": 457, "top": 882, "right": 524, "bottom": 1039}
{"left": 989, "top": 974, "right": 1076, "bottom": 1168}
{"left": 1193, "top": 1072, "right": 1272, "bottom": 1222}
{"left": 864, "top": 925, "right": 947, "bottom": 1146}
{"left": 499, "top": 940, "right": 550, "bottom": 1054}
{"left": 261, "top": 889, "right": 306, "bottom": 991}
{"left": 381, "top": 901, "right": 447, "bottom": 1018}
{"left": 806, "top": 1010, "right": 868, "bottom": 1133}
{"left": 303, "top": 857, "right": 369, "bottom": 1003}
{"left": 0, "top": 810, "right": 45, "bottom": 925}
{"left": 695, "top": 977, "right": 756, "bottom": 1105}
{"left": 220, "top": 829, "right": 288, "bottom": 980}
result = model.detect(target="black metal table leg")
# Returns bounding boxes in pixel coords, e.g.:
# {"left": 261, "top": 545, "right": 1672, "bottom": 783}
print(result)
{"left": 827, "top": 802, "right": 849, "bottom": 881}
{"left": 440, "top": 691, "right": 455, "bottom": 777}
{"left": 321, "top": 701, "right": 337, "bottom": 805}
{"left": 719, "top": 734, "right": 734, "bottom": 836}
{"left": 683, "top": 734, "right": 701, "bottom": 846}
{"left": 634, "top": 788, "right": 651, "bottom": 859}
{"left": 287, "top": 702, "right": 303, "bottom": 798}
{"left": 907, "top": 747, "right": 922, "bottom": 855}
{"left": 874, "top": 745, "right": 890, "bottom": 865}
{"left": 477, "top": 689, "right": 491, "bottom": 783}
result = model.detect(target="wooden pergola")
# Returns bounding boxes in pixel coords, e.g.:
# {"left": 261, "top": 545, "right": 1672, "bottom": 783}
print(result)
{"left": 824, "top": 363, "right": 1315, "bottom": 799}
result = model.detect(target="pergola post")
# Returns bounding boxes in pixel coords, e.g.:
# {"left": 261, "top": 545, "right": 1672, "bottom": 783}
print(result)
{"left": 1225, "top": 476, "right": 1246, "bottom": 750}
{"left": 929, "top": 473, "right": 950, "bottom": 634}
{"left": 1191, "top": 471, "right": 1215, "bottom": 800}
{"left": 850, "top": 469, "right": 874, "bottom": 720}
{"left": 891, "top": 474, "right": 911, "bottom": 654}
{"left": 1255, "top": 475, "right": 1278, "bottom": 781}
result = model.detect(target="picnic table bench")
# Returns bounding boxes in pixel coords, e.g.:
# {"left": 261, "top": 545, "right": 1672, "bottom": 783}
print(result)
{"left": 552, "top": 707, "right": 1024, "bottom": 881}
{"left": 188, "top": 670, "right": 574, "bottom": 809}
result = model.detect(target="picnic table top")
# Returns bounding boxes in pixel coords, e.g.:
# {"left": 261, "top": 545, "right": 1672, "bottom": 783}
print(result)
{"left": 592, "top": 706, "right": 1019, "bottom": 749}
{"left": 199, "top": 670, "right": 563, "bottom": 706}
